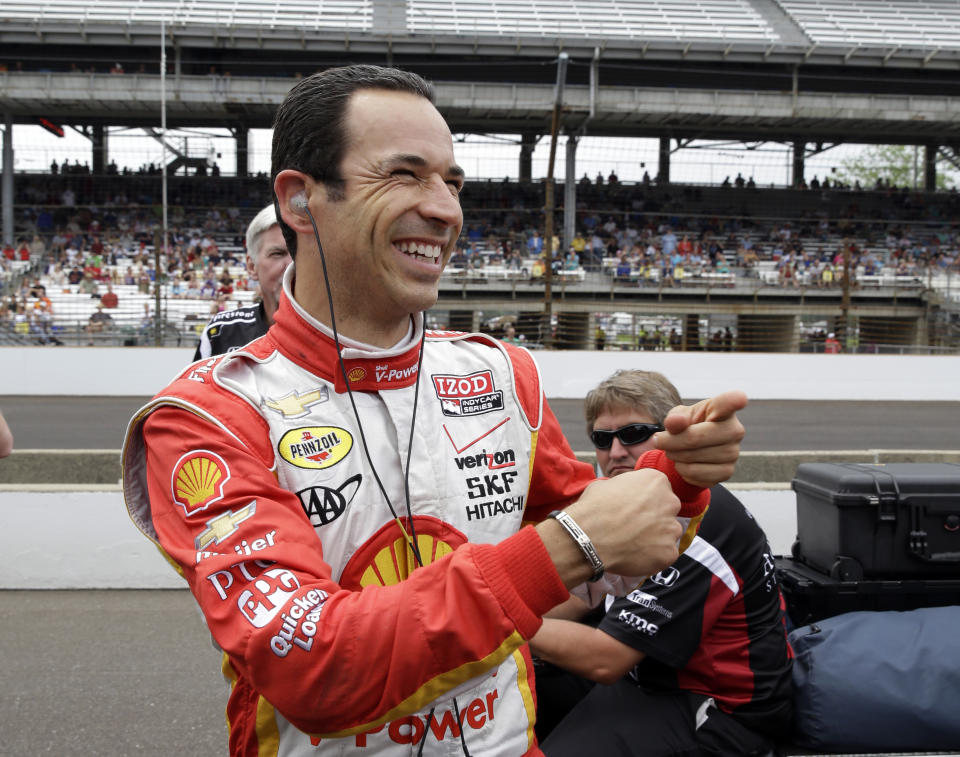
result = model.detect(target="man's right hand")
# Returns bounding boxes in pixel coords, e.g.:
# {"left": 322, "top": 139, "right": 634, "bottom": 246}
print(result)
{"left": 538, "top": 469, "right": 681, "bottom": 588}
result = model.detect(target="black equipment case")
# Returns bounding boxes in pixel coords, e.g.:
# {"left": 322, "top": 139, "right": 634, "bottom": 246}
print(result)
{"left": 775, "top": 556, "right": 960, "bottom": 626}
{"left": 791, "top": 462, "right": 960, "bottom": 580}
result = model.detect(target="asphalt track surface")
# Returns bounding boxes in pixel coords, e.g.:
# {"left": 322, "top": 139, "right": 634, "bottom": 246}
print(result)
{"left": 3, "top": 395, "right": 960, "bottom": 452}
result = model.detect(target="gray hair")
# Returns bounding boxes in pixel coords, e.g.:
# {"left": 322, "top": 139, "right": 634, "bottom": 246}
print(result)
{"left": 584, "top": 369, "right": 682, "bottom": 431}
{"left": 245, "top": 204, "right": 280, "bottom": 261}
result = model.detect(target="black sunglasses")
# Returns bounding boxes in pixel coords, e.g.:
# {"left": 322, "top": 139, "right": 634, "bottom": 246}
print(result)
{"left": 590, "top": 422, "right": 664, "bottom": 450}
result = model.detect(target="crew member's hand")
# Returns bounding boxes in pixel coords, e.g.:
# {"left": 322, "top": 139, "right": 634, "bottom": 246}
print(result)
{"left": 563, "top": 469, "right": 681, "bottom": 580}
{"left": 655, "top": 389, "right": 747, "bottom": 489}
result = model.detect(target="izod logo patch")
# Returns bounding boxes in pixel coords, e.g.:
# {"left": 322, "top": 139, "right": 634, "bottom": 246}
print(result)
{"left": 432, "top": 370, "right": 504, "bottom": 417}
{"left": 278, "top": 426, "right": 353, "bottom": 470}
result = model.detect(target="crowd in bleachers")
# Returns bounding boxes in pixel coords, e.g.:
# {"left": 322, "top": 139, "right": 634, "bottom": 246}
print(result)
{"left": 3, "top": 171, "right": 959, "bottom": 347}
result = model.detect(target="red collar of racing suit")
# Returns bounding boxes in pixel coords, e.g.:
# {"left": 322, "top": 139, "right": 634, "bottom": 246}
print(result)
{"left": 267, "top": 272, "right": 424, "bottom": 394}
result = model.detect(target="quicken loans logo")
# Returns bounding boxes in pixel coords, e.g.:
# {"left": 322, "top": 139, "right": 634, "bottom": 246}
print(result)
{"left": 278, "top": 426, "right": 353, "bottom": 470}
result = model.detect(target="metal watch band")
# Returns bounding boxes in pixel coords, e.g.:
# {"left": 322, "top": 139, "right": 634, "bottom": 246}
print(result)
{"left": 548, "top": 510, "right": 605, "bottom": 582}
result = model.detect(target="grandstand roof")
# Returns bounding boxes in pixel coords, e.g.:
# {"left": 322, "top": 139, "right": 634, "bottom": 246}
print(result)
{"left": 2, "top": 1, "right": 960, "bottom": 143}
{"left": 2, "top": 0, "right": 959, "bottom": 67}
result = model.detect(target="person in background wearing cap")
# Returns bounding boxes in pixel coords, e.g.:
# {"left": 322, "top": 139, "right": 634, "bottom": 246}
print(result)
{"left": 534, "top": 370, "right": 793, "bottom": 757}
{"left": 192, "top": 204, "right": 292, "bottom": 360}
{"left": 824, "top": 332, "right": 841, "bottom": 354}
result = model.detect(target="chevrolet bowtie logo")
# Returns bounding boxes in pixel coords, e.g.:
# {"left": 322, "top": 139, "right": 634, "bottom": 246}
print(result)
{"left": 263, "top": 387, "right": 330, "bottom": 418}
{"left": 195, "top": 502, "right": 257, "bottom": 550}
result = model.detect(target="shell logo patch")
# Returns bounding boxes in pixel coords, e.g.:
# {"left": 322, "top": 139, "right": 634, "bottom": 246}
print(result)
{"left": 171, "top": 450, "right": 231, "bottom": 516}
{"left": 339, "top": 516, "right": 468, "bottom": 590}
{"left": 278, "top": 426, "right": 353, "bottom": 470}
{"left": 347, "top": 367, "right": 366, "bottom": 383}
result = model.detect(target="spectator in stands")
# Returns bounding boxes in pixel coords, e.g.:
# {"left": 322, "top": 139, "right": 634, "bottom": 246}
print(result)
{"left": 502, "top": 323, "right": 522, "bottom": 345}
{"left": 534, "top": 370, "right": 793, "bottom": 756}
{"left": 29, "top": 285, "right": 58, "bottom": 345}
{"left": 531, "top": 256, "right": 546, "bottom": 280}
{"left": 193, "top": 203, "right": 292, "bottom": 360}
{"left": 86, "top": 305, "right": 114, "bottom": 344}
{"left": 824, "top": 332, "right": 841, "bottom": 354}
{"left": 660, "top": 227, "right": 678, "bottom": 257}
{"left": 0, "top": 409, "right": 12, "bottom": 458}
{"left": 100, "top": 283, "right": 119, "bottom": 309}
{"left": 16, "top": 239, "right": 31, "bottom": 262}
{"left": 133, "top": 303, "right": 155, "bottom": 341}
{"left": 527, "top": 229, "right": 544, "bottom": 257}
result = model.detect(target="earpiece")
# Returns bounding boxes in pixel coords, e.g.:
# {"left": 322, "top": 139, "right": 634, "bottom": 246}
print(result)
{"left": 290, "top": 191, "right": 308, "bottom": 212}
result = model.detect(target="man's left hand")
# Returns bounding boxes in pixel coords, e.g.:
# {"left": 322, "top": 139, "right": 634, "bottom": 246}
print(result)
{"left": 655, "top": 390, "right": 747, "bottom": 489}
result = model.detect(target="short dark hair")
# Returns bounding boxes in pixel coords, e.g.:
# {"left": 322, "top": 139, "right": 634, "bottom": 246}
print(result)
{"left": 270, "top": 65, "right": 436, "bottom": 258}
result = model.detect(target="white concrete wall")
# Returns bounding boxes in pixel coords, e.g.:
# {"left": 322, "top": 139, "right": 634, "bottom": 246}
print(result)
{"left": 0, "top": 486, "right": 795, "bottom": 589}
{"left": 1, "top": 346, "right": 959, "bottom": 400}
{"left": 0, "top": 345, "right": 949, "bottom": 587}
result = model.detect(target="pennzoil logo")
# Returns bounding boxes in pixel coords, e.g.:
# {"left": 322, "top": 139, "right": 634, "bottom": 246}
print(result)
{"left": 278, "top": 426, "right": 353, "bottom": 470}
{"left": 432, "top": 370, "right": 504, "bottom": 417}
{"left": 347, "top": 367, "right": 367, "bottom": 383}
{"left": 171, "top": 450, "right": 231, "bottom": 516}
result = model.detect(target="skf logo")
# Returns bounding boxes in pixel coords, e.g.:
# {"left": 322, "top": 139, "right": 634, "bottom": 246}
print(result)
{"left": 263, "top": 387, "right": 329, "bottom": 418}
{"left": 171, "top": 450, "right": 231, "bottom": 515}
{"left": 195, "top": 501, "right": 257, "bottom": 549}
{"left": 347, "top": 367, "right": 366, "bottom": 383}
{"left": 278, "top": 426, "right": 353, "bottom": 470}
{"left": 432, "top": 370, "right": 504, "bottom": 417}
{"left": 296, "top": 474, "right": 362, "bottom": 528}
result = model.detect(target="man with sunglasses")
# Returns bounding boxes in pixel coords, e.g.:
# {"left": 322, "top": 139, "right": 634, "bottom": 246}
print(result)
{"left": 533, "top": 370, "right": 793, "bottom": 757}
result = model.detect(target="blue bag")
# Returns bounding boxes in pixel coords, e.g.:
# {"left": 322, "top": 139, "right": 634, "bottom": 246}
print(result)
{"left": 789, "top": 606, "right": 960, "bottom": 752}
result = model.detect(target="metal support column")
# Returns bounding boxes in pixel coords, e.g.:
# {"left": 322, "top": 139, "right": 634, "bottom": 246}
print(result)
{"left": 92, "top": 125, "right": 107, "bottom": 174}
{"left": 924, "top": 144, "right": 937, "bottom": 192}
{"left": 519, "top": 133, "right": 536, "bottom": 183}
{"left": 236, "top": 128, "right": 249, "bottom": 178}
{"left": 2, "top": 113, "right": 13, "bottom": 247}
{"left": 658, "top": 137, "right": 671, "bottom": 184}
{"left": 564, "top": 135, "right": 578, "bottom": 251}
{"left": 792, "top": 141, "right": 806, "bottom": 187}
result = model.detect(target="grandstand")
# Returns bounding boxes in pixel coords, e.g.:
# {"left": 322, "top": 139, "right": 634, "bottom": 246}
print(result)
{"left": 1, "top": 0, "right": 959, "bottom": 354}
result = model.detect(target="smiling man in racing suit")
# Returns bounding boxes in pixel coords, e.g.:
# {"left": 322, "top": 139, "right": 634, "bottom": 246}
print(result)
{"left": 122, "top": 65, "right": 747, "bottom": 757}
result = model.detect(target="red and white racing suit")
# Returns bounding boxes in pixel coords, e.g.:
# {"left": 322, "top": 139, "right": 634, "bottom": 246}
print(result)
{"left": 122, "top": 273, "right": 706, "bottom": 756}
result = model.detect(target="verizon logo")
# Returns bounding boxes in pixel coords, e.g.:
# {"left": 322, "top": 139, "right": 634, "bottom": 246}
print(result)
{"left": 454, "top": 448, "right": 516, "bottom": 471}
